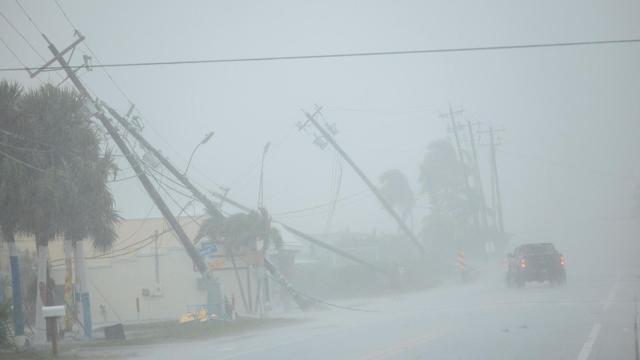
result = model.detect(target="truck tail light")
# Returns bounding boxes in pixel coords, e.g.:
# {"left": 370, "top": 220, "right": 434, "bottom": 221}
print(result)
{"left": 519, "top": 258, "right": 526, "bottom": 269}
{"left": 560, "top": 256, "right": 565, "bottom": 267}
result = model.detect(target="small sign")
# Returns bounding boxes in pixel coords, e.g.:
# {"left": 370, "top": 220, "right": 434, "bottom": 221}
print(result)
{"left": 199, "top": 243, "right": 218, "bottom": 257}
{"left": 485, "top": 241, "right": 496, "bottom": 254}
{"left": 207, "top": 258, "right": 225, "bottom": 270}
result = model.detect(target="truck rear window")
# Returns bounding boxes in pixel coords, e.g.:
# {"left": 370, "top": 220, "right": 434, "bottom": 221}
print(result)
{"left": 519, "top": 243, "right": 556, "bottom": 254}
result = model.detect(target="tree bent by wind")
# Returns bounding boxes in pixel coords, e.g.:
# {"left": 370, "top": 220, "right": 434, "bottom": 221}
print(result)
{"left": 195, "top": 207, "right": 284, "bottom": 313}
{"left": 0, "top": 81, "right": 118, "bottom": 343}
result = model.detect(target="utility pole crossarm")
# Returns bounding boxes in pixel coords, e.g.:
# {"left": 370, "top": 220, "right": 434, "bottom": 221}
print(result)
{"left": 303, "top": 110, "right": 425, "bottom": 255}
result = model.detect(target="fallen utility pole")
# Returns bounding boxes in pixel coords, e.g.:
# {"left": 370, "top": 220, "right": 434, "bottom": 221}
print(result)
{"left": 302, "top": 109, "right": 425, "bottom": 255}
{"left": 36, "top": 35, "right": 209, "bottom": 277}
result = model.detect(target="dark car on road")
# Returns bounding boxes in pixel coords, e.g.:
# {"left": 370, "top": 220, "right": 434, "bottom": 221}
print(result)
{"left": 506, "top": 243, "right": 566, "bottom": 287}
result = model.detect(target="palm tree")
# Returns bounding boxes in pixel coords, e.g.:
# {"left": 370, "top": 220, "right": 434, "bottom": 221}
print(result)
{"left": 61, "top": 149, "right": 119, "bottom": 337}
{"left": 17, "top": 84, "right": 117, "bottom": 342}
{"left": 419, "top": 139, "right": 478, "bottom": 261}
{"left": 0, "top": 80, "right": 27, "bottom": 342}
{"left": 379, "top": 169, "right": 416, "bottom": 229}
{"left": 195, "top": 207, "right": 278, "bottom": 313}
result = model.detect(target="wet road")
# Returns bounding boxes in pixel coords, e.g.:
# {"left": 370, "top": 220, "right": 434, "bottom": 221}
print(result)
{"left": 133, "top": 264, "right": 640, "bottom": 360}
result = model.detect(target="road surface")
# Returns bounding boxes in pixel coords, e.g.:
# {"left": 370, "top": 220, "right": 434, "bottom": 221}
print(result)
{"left": 116, "top": 262, "right": 640, "bottom": 360}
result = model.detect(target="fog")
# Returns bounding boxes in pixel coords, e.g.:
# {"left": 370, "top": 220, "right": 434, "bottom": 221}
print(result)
{"left": 1, "top": 1, "right": 639, "bottom": 359}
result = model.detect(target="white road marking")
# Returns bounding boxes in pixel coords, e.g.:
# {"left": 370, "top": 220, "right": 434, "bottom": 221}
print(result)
{"left": 576, "top": 271, "right": 621, "bottom": 360}
{"left": 603, "top": 271, "right": 621, "bottom": 312}
{"left": 357, "top": 328, "right": 451, "bottom": 360}
{"left": 577, "top": 323, "right": 602, "bottom": 360}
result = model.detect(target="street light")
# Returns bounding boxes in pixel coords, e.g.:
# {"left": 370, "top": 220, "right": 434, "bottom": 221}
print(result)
{"left": 258, "top": 142, "right": 271, "bottom": 206}
{"left": 184, "top": 131, "right": 214, "bottom": 175}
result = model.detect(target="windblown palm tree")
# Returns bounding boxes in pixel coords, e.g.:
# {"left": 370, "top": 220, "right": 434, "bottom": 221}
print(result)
{"left": 60, "top": 133, "right": 119, "bottom": 336}
{"left": 195, "top": 207, "right": 283, "bottom": 312}
{"left": 16, "top": 84, "right": 118, "bottom": 341}
{"left": 196, "top": 207, "right": 281, "bottom": 254}
{"left": 379, "top": 169, "right": 415, "bottom": 225}
{"left": 0, "top": 80, "right": 27, "bottom": 340}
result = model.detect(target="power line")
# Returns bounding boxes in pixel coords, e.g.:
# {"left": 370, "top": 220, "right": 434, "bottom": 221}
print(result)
{"left": 0, "top": 147, "right": 66, "bottom": 177}
{"left": 0, "top": 139, "right": 50, "bottom": 153}
{"left": 146, "top": 166, "right": 198, "bottom": 201}
{"left": 50, "top": 214, "right": 202, "bottom": 264}
{"left": 108, "top": 172, "right": 142, "bottom": 183}
{"left": 53, "top": 0, "right": 135, "bottom": 106}
{"left": 99, "top": 202, "right": 156, "bottom": 251}
{"left": 1, "top": 37, "right": 639, "bottom": 73}
{"left": 0, "top": 36, "right": 28, "bottom": 68}
{"left": 52, "top": 0, "right": 76, "bottom": 31}
{"left": 14, "top": 0, "right": 44, "bottom": 35}
{"left": 50, "top": 2, "right": 229, "bottom": 194}
{"left": 148, "top": 169, "right": 202, "bottom": 227}
{"left": 273, "top": 190, "right": 366, "bottom": 216}
{"left": 0, "top": 9, "right": 46, "bottom": 62}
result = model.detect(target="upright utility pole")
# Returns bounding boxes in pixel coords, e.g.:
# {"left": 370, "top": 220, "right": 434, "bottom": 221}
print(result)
{"left": 153, "top": 230, "right": 160, "bottom": 285}
{"left": 34, "top": 35, "right": 209, "bottom": 277}
{"left": 258, "top": 142, "right": 270, "bottom": 207}
{"left": 445, "top": 105, "right": 466, "bottom": 169}
{"left": 466, "top": 121, "right": 489, "bottom": 229}
{"left": 302, "top": 108, "right": 425, "bottom": 255}
{"left": 488, "top": 127, "right": 505, "bottom": 233}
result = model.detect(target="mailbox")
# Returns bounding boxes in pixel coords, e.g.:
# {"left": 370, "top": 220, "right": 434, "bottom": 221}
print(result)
{"left": 42, "top": 305, "right": 65, "bottom": 318}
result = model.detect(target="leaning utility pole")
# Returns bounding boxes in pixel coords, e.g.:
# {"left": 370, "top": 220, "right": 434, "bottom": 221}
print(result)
{"left": 103, "top": 105, "right": 224, "bottom": 221}
{"left": 32, "top": 35, "right": 209, "bottom": 276}
{"left": 103, "top": 101, "right": 392, "bottom": 283}
{"left": 301, "top": 108, "right": 425, "bottom": 255}
{"left": 103, "top": 103, "right": 390, "bottom": 276}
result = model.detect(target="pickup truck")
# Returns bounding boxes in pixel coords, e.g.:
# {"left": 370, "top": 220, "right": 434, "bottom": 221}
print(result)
{"left": 506, "top": 243, "right": 566, "bottom": 287}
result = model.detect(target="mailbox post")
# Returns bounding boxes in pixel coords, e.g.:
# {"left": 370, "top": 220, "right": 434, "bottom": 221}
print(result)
{"left": 42, "top": 305, "right": 65, "bottom": 357}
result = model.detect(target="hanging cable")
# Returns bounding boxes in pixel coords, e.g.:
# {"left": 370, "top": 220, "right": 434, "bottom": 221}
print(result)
{"left": 0, "top": 10, "right": 46, "bottom": 62}
{"left": 14, "top": 0, "right": 45, "bottom": 35}
{"left": 3, "top": 37, "right": 640, "bottom": 73}
{"left": 0, "top": 147, "right": 67, "bottom": 177}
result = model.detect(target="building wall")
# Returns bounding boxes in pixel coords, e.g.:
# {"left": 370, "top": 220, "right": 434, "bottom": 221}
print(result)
{"left": 1, "top": 216, "right": 263, "bottom": 327}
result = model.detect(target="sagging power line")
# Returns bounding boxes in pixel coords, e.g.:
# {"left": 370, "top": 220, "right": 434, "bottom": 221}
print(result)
{"left": 1, "top": 38, "right": 639, "bottom": 72}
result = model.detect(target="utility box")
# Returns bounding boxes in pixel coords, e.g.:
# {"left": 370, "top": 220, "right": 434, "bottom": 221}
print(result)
{"left": 42, "top": 305, "right": 65, "bottom": 318}
{"left": 104, "top": 323, "right": 126, "bottom": 341}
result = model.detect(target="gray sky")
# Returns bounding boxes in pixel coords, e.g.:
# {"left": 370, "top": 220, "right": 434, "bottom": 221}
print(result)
{"left": 1, "top": 0, "right": 639, "bottom": 244}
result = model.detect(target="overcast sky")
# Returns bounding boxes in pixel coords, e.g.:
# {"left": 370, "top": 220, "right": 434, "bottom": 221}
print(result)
{"left": 1, "top": 0, "right": 639, "bottom": 246}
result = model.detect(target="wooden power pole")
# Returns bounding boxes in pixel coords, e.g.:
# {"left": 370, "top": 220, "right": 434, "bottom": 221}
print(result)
{"left": 488, "top": 126, "right": 505, "bottom": 233}
{"left": 32, "top": 35, "right": 210, "bottom": 277}
{"left": 301, "top": 108, "right": 425, "bottom": 255}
